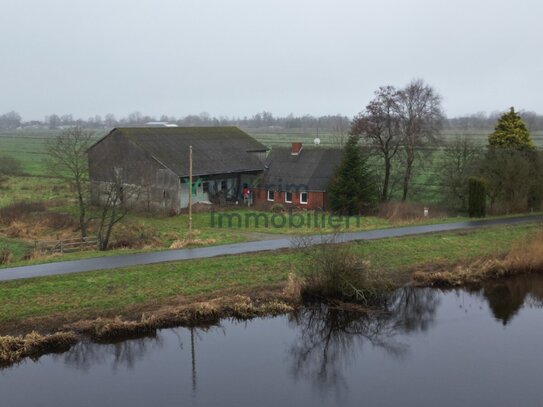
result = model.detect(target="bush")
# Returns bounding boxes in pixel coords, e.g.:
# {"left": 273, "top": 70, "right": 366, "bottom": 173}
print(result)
{"left": 109, "top": 223, "right": 161, "bottom": 249}
{"left": 0, "top": 202, "right": 47, "bottom": 225}
{"left": 271, "top": 203, "right": 284, "bottom": 213}
{"left": 0, "top": 248, "right": 12, "bottom": 265}
{"left": 0, "top": 155, "right": 23, "bottom": 176}
{"left": 43, "top": 212, "right": 77, "bottom": 230}
{"left": 468, "top": 177, "right": 486, "bottom": 218}
{"left": 296, "top": 235, "right": 393, "bottom": 305}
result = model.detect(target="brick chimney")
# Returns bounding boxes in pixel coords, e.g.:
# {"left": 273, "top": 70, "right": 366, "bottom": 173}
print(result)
{"left": 291, "top": 142, "right": 303, "bottom": 155}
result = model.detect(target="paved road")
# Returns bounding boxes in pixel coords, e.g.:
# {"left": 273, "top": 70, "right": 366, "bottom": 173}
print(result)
{"left": 0, "top": 215, "right": 541, "bottom": 282}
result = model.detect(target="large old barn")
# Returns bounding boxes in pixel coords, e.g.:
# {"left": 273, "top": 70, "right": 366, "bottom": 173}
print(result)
{"left": 88, "top": 127, "right": 268, "bottom": 213}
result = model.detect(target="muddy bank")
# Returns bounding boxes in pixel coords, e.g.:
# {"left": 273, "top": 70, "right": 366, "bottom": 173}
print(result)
{"left": 412, "top": 251, "right": 543, "bottom": 287}
{"left": 0, "top": 331, "right": 77, "bottom": 366}
{"left": 0, "top": 290, "right": 298, "bottom": 367}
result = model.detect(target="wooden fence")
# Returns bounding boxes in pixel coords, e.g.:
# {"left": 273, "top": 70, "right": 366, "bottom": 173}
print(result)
{"left": 34, "top": 236, "right": 99, "bottom": 254}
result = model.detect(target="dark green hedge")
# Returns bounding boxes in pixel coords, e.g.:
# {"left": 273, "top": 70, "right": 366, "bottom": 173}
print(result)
{"left": 468, "top": 177, "right": 486, "bottom": 218}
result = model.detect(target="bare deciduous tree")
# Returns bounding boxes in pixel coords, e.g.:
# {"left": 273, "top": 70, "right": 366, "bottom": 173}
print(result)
{"left": 396, "top": 79, "right": 444, "bottom": 201}
{"left": 483, "top": 149, "right": 542, "bottom": 213}
{"left": 46, "top": 127, "right": 94, "bottom": 237}
{"left": 96, "top": 169, "right": 140, "bottom": 250}
{"left": 439, "top": 135, "right": 482, "bottom": 209}
{"left": 331, "top": 116, "right": 350, "bottom": 147}
{"left": 351, "top": 86, "right": 402, "bottom": 202}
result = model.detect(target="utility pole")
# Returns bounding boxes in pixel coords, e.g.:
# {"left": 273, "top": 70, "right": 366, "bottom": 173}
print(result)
{"left": 188, "top": 145, "right": 193, "bottom": 244}
{"left": 191, "top": 327, "right": 197, "bottom": 395}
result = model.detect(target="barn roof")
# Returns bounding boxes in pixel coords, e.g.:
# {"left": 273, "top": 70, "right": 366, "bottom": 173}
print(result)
{"left": 261, "top": 147, "right": 343, "bottom": 192}
{"left": 97, "top": 127, "right": 268, "bottom": 177}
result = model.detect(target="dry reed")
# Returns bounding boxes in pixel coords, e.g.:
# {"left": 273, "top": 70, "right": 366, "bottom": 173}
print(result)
{"left": 413, "top": 231, "right": 543, "bottom": 286}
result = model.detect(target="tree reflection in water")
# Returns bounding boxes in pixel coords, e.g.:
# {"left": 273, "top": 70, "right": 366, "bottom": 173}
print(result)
{"left": 53, "top": 334, "right": 165, "bottom": 372}
{"left": 287, "top": 287, "right": 440, "bottom": 400}
{"left": 53, "top": 326, "right": 217, "bottom": 374}
{"left": 479, "top": 274, "right": 543, "bottom": 325}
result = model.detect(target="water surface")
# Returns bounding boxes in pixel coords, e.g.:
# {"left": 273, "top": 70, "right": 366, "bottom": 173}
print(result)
{"left": 2, "top": 275, "right": 543, "bottom": 406}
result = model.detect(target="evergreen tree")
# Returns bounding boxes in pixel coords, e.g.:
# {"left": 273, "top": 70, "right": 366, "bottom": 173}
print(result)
{"left": 488, "top": 107, "right": 533, "bottom": 150}
{"left": 328, "top": 134, "right": 376, "bottom": 215}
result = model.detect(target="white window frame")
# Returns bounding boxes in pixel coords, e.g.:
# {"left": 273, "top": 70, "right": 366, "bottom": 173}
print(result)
{"left": 285, "top": 191, "right": 292, "bottom": 203}
{"left": 267, "top": 190, "right": 275, "bottom": 202}
{"left": 300, "top": 191, "right": 308, "bottom": 205}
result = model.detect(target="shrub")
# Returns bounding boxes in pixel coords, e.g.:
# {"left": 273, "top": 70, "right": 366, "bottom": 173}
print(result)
{"left": 296, "top": 235, "right": 393, "bottom": 305}
{"left": 43, "top": 212, "right": 77, "bottom": 230}
{"left": 271, "top": 203, "right": 284, "bottom": 213}
{"left": 0, "top": 248, "right": 12, "bottom": 265}
{"left": 0, "top": 202, "right": 47, "bottom": 225}
{"left": 0, "top": 175, "right": 8, "bottom": 189}
{"left": 109, "top": 223, "right": 161, "bottom": 249}
{"left": 0, "top": 155, "right": 23, "bottom": 176}
{"left": 468, "top": 177, "right": 486, "bottom": 218}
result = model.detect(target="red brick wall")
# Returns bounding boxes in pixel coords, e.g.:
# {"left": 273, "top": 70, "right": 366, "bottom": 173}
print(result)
{"left": 253, "top": 188, "right": 327, "bottom": 210}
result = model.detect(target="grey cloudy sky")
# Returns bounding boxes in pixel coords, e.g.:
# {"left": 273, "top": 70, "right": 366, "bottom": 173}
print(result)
{"left": 1, "top": 0, "right": 542, "bottom": 120}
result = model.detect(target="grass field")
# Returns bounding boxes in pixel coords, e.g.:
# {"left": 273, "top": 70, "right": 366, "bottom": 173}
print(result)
{"left": 0, "top": 175, "right": 462, "bottom": 267}
{"left": 0, "top": 223, "right": 536, "bottom": 327}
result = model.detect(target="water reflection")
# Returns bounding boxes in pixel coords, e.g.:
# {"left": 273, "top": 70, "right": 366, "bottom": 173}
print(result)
{"left": 479, "top": 275, "right": 543, "bottom": 325}
{"left": 287, "top": 287, "right": 440, "bottom": 400}
{"left": 31, "top": 274, "right": 543, "bottom": 397}
{"left": 52, "top": 335, "right": 164, "bottom": 372}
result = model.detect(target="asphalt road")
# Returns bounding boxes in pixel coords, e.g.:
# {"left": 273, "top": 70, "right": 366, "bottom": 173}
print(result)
{"left": 0, "top": 215, "right": 541, "bottom": 282}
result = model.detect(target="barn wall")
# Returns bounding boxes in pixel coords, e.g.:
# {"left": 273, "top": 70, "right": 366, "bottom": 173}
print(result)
{"left": 88, "top": 131, "right": 181, "bottom": 213}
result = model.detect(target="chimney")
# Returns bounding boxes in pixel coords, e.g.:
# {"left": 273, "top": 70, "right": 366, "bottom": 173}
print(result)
{"left": 291, "top": 142, "right": 303, "bottom": 155}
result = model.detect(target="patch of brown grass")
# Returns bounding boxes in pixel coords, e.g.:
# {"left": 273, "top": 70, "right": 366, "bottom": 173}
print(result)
{"left": 42, "top": 212, "right": 77, "bottom": 230}
{"left": 22, "top": 249, "right": 63, "bottom": 262}
{"left": 378, "top": 201, "right": 448, "bottom": 223}
{"left": 0, "top": 202, "right": 46, "bottom": 225}
{"left": 68, "top": 296, "right": 295, "bottom": 342}
{"left": 169, "top": 238, "right": 217, "bottom": 249}
{"left": 109, "top": 223, "right": 162, "bottom": 249}
{"left": 413, "top": 231, "right": 543, "bottom": 287}
{"left": 0, "top": 331, "right": 77, "bottom": 365}
{"left": 283, "top": 273, "right": 302, "bottom": 301}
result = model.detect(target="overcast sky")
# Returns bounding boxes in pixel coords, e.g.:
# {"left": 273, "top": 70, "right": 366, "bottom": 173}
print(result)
{"left": 1, "top": 0, "right": 542, "bottom": 120}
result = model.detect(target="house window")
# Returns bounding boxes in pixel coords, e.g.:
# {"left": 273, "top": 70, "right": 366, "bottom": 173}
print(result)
{"left": 267, "top": 190, "right": 275, "bottom": 202}
{"left": 203, "top": 182, "right": 209, "bottom": 194}
{"left": 300, "top": 192, "right": 308, "bottom": 204}
{"left": 285, "top": 191, "right": 292, "bottom": 203}
{"left": 221, "top": 180, "right": 227, "bottom": 191}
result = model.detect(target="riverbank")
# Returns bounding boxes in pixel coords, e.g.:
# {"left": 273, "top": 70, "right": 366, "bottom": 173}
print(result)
{"left": 0, "top": 222, "right": 540, "bottom": 365}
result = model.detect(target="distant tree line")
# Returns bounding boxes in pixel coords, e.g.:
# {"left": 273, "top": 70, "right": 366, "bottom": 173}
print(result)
{"left": 0, "top": 111, "right": 352, "bottom": 131}
{"left": 4, "top": 109, "right": 543, "bottom": 132}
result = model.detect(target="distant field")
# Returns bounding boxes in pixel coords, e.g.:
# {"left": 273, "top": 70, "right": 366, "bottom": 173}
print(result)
{"left": 0, "top": 129, "right": 104, "bottom": 175}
